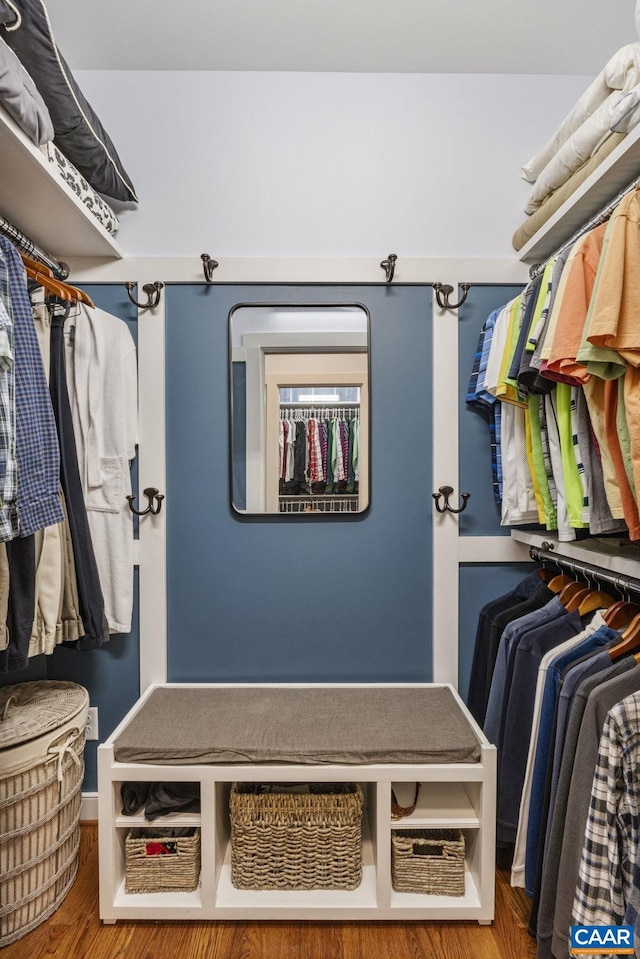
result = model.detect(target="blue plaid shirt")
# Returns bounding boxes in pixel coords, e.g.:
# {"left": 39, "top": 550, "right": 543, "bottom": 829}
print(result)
{"left": 467, "top": 309, "right": 502, "bottom": 505}
{"left": 0, "top": 237, "right": 63, "bottom": 537}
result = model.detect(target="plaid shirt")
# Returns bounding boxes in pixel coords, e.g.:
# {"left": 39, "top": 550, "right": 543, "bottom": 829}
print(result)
{"left": 0, "top": 252, "right": 19, "bottom": 541}
{"left": 467, "top": 309, "right": 502, "bottom": 505}
{"left": 572, "top": 691, "right": 640, "bottom": 939}
{"left": 0, "top": 237, "right": 63, "bottom": 537}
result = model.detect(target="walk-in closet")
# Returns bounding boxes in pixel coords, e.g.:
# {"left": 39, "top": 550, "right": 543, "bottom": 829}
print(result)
{"left": 2, "top": 2, "right": 640, "bottom": 957}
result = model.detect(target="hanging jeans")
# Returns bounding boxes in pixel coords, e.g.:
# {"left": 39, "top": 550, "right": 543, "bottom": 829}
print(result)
{"left": 49, "top": 311, "right": 108, "bottom": 649}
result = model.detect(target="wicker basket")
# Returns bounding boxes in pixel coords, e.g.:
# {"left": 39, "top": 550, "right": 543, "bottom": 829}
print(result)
{"left": 230, "top": 782, "right": 363, "bottom": 890}
{"left": 391, "top": 829, "right": 465, "bottom": 896}
{"left": 0, "top": 681, "right": 88, "bottom": 946}
{"left": 125, "top": 828, "right": 201, "bottom": 893}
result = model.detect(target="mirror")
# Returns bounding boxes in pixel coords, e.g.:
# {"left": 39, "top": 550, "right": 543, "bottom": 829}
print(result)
{"left": 230, "top": 305, "right": 370, "bottom": 515}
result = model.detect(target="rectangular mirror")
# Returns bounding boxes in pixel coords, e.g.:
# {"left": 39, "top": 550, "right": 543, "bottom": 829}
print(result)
{"left": 230, "top": 304, "right": 370, "bottom": 515}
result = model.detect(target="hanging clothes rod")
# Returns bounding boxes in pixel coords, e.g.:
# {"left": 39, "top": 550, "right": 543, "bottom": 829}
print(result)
{"left": 529, "top": 545, "right": 640, "bottom": 596}
{"left": 0, "top": 214, "right": 69, "bottom": 280}
{"left": 528, "top": 176, "right": 640, "bottom": 280}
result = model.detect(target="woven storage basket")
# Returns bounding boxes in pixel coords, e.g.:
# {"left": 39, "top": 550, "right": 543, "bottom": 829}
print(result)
{"left": 125, "top": 828, "right": 201, "bottom": 893}
{"left": 0, "top": 681, "right": 88, "bottom": 946}
{"left": 391, "top": 829, "right": 465, "bottom": 896}
{"left": 230, "top": 782, "right": 363, "bottom": 890}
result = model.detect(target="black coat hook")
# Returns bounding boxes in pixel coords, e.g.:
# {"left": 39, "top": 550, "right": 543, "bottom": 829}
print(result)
{"left": 380, "top": 254, "right": 397, "bottom": 283}
{"left": 124, "top": 282, "right": 164, "bottom": 310}
{"left": 126, "top": 487, "right": 164, "bottom": 516}
{"left": 201, "top": 253, "right": 219, "bottom": 283}
{"left": 433, "top": 282, "right": 471, "bottom": 310}
{"left": 432, "top": 485, "right": 470, "bottom": 514}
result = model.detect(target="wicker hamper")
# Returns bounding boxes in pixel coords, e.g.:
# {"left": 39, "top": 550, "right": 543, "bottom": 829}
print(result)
{"left": 0, "top": 681, "right": 89, "bottom": 946}
{"left": 230, "top": 782, "right": 363, "bottom": 890}
{"left": 125, "top": 828, "right": 201, "bottom": 893}
{"left": 391, "top": 829, "right": 465, "bottom": 896}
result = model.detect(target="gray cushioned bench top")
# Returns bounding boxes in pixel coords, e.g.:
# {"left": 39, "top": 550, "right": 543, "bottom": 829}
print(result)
{"left": 113, "top": 687, "right": 482, "bottom": 765}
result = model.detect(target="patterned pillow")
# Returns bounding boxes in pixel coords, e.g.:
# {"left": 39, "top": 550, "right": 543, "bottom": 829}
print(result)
{"left": 0, "top": 0, "right": 137, "bottom": 203}
{"left": 43, "top": 142, "right": 120, "bottom": 235}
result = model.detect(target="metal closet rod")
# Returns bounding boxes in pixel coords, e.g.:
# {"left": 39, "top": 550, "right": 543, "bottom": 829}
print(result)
{"left": 0, "top": 214, "right": 69, "bottom": 279}
{"left": 529, "top": 176, "right": 640, "bottom": 280}
{"left": 529, "top": 545, "right": 640, "bottom": 596}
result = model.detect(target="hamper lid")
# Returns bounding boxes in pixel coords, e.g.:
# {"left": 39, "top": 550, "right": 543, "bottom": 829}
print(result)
{"left": 0, "top": 681, "right": 89, "bottom": 749}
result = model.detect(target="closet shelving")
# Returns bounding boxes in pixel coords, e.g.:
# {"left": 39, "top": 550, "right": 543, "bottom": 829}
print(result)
{"left": 98, "top": 683, "right": 496, "bottom": 923}
{"left": 511, "top": 530, "right": 640, "bottom": 581}
{"left": 278, "top": 401, "right": 362, "bottom": 514}
{"left": 517, "top": 122, "right": 640, "bottom": 265}
{"left": 0, "top": 104, "right": 124, "bottom": 259}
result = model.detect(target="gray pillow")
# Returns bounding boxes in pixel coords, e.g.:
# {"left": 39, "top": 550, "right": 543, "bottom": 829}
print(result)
{"left": 0, "top": 34, "right": 52, "bottom": 145}
{"left": 0, "top": 0, "right": 138, "bottom": 202}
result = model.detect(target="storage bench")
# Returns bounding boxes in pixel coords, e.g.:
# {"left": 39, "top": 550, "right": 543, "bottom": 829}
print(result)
{"left": 98, "top": 683, "right": 496, "bottom": 924}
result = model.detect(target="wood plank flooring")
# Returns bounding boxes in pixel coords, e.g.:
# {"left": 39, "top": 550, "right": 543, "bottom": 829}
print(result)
{"left": 2, "top": 826, "right": 538, "bottom": 959}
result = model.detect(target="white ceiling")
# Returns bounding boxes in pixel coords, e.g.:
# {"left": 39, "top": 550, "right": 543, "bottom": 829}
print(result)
{"left": 44, "top": 0, "right": 637, "bottom": 75}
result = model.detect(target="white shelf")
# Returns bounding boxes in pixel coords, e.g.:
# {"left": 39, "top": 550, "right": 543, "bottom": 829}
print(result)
{"left": 390, "top": 782, "right": 480, "bottom": 829}
{"left": 115, "top": 812, "right": 202, "bottom": 829}
{"left": 389, "top": 863, "right": 481, "bottom": 912}
{"left": 113, "top": 877, "right": 203, "bottom": 917}
{"left": 517, "top": 123, "right": 640, "bottom": 265}
{"left": 98, "top": 683, "right": 497, "bottom": 924}
{"left": 215, "top": 822, "right": 378, "bottom": 910}
{"left": 0, "top": 105, "right": 124, "bottom": 260}
{"left": 511, "top": 530, "right": 640, "bottom": 582}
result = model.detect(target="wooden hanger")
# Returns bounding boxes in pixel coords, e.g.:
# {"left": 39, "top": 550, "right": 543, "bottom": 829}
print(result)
{"left": 558, "top": 580, "right": 588, "bottom": 606}
{"left": 577, "top": 591, "right": 615, "bottom": 616}
{"left": 604, "top": 602, "right": 640, "bottom": 630}
{"left": 547, "top": 574, "right": 574, "bottom": 594}
{"left": 564, "top": 588, "right": 592, "bottom": 613}
{"left": 20, "top": 253, "right": 94, "bottom": 308}
{"left": 609, "top": 613, "right": 640, "bottom": 661}
{"left": 537, "top": 566, "right": 555, "bottom": 584}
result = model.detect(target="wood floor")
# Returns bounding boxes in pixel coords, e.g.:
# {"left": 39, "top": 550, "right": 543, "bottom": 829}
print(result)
{"left": 3, "top": 826, "right": 538, "bottom": 959}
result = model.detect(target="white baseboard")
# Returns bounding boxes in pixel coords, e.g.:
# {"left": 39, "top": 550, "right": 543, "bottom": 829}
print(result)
{"left": 81, "top": 792, "right": 98, "bottom": 821}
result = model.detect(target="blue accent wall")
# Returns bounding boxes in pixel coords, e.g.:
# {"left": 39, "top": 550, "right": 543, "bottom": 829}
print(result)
{"left": 166, "top": 284, "right": 434, "bottom": 682}
{"left": 458, "top": 284, "right": 524, "bottom": 537}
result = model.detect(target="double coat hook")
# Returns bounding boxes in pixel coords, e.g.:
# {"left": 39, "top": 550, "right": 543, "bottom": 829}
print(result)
{"left": 126, "top": 487, "right": 164, "bottom": 516}
{"left": 432, "top": 485, "right": 470, "bottom": 514}
{"left": 124, "top": 281, "right": 164, "bottom": 310}
{"left": 433, "top": 282, "right": 471, "bottom": 310}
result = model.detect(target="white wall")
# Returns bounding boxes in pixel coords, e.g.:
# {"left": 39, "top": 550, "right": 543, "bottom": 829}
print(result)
{"left": 78, "top": 70, "right": 591, "bottom": 259}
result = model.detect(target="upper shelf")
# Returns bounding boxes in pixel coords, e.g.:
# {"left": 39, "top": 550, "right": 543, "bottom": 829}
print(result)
{"left": 511, "top": 529, "right": 640, "bottom": 582}
{"left": 517, "top": 123, "right": 640, "bottom": 266}
{"left": 0, "top": 105, "right": 124, "bottom": 261}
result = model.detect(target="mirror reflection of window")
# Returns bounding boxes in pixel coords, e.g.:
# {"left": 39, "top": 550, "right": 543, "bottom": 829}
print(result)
{"left": 229, "top": 306, "right": 370, "bottom": 516}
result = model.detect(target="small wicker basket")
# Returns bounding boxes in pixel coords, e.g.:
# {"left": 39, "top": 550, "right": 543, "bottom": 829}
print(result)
{"left": 391, "top": 829, "right": 465, "bottom": 896}
{"left": 125, "top": 829, "right": 200, "bottom": 894}
{"left": 230, "top": 782, "right": 363, "bottom": 890}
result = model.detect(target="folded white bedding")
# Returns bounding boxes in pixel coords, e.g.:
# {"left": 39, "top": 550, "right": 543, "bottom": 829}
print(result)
{"left": 521, "top": 42, "right": 640, "bottom": 183}
{"left": 524, "top": 89, "right": 635, "bottom": 214}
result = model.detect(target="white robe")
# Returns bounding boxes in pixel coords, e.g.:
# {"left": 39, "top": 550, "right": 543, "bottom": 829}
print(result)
{"left": 65, "top": 304, "right": 137, "bottom": 633}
